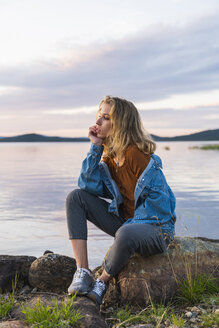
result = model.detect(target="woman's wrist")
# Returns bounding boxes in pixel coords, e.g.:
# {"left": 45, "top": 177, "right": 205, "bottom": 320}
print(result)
{"left": 92, "top": 140, "right": 103, "bottom": 146}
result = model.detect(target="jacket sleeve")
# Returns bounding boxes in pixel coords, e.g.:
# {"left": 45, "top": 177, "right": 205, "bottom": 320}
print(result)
{"left": 78, "top": 143, "right": 110, "bottom": 198}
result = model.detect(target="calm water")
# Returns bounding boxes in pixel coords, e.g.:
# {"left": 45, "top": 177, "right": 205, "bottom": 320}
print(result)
{"left": 0, "top": 141, "right": 219, "bottom": 268}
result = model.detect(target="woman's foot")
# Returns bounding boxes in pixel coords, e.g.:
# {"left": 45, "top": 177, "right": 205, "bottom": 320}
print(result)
{"left": 87, "top": 278, "right": 107, "bottom": 305}
{"left": 68, "top": 268, "right": 94, "bottom": 295}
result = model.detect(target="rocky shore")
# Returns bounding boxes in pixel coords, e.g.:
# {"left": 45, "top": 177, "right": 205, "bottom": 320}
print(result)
{"left": 0, "top": 237, "right": 218, "bottom": 327}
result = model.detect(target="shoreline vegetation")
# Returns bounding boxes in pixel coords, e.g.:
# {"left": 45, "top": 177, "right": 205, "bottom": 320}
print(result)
{"left": 0, "top": 128, "right": 219, "bottom": 142}
{"left": 189, "top": 145, "right": 219, "bottom": 150}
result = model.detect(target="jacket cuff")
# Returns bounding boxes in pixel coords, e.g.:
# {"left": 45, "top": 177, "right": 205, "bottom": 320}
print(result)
{"left": 90, "top": 143, "right": 104, "bottom": 154}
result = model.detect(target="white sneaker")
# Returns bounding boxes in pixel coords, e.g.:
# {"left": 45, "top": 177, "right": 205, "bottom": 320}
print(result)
{"left": 68, "top": 268, "right": 94, "bottom": 296}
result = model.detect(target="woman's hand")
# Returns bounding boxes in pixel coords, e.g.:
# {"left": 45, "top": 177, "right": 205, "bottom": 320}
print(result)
{"left": 88, "top": 125, "right": 103, "bottom": 146}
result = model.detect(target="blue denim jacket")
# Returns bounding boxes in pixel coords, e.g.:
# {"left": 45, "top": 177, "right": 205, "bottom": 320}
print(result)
{"left": 78, "top": 143, "right": 176, "bottom": 239}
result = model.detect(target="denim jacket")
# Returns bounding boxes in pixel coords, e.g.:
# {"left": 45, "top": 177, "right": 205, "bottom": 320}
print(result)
{"left": 78, "top": 143, "right": 176, "bottom": 239}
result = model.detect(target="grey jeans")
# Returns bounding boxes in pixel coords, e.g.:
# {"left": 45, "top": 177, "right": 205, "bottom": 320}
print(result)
{"left": 66, "top": 189, "right": 169, "bottom": 276}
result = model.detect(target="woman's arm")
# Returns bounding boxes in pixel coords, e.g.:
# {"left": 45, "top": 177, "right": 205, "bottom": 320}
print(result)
{"left": 78, "top": 125, "right": 107, "bottom": 197}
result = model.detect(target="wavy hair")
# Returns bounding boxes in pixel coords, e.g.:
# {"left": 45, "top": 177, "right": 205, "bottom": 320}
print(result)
{"left": 98, "top": 95, "right": 156, "bottom": 157}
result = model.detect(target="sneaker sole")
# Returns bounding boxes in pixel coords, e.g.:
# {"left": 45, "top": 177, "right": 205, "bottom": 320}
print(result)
{"left": 68, "top": 290, "right": 89, "bottom": 296}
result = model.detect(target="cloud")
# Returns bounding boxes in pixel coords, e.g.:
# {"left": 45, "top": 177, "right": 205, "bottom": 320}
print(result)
{"left": 0, "top": 12, "right": 219, "bottom": 114}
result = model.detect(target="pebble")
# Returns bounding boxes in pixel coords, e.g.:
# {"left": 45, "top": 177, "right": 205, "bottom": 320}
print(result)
{"left": 128, "top": 324, "right": 154, "bottom": 328}
{"left": 19, "top": 285, "right": 32, "bottom": 295}
{"left": 185, "top": 311, "right": 193, "bottom": 318}
{"left": 190, "top": 306, "right": 200, "bottom": 312}
{"left": 190, "top": 317, "right": 197, "bottom": 323}
{"left": 214, "top": 308, "right": 219, "bottom": 314}
{"left": 31, "top": 287, "right": 37, "bottom": 293}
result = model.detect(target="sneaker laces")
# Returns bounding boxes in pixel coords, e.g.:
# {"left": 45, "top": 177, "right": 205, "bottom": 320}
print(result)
{"left": 73, "top": 268, "right": 87, "bottom": 283}
{"left": 92, "top": 279, "right": 106, "bottom": 297}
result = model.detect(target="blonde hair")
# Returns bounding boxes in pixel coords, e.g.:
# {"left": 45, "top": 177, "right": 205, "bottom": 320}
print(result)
{"left": 98, "top": 95, "right": 156, "bottom": 157}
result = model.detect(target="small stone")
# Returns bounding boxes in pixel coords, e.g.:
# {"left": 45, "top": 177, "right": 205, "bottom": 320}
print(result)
{"left": 190, "top": 317, "right": 197, "bottom": 323}
{"left": 214, "top": 308, "right": 219, "bottom": 314}
{"left": 19, "top": 285, "right": 32, "bottom": 295}
{"left": 31, "top": 287, "right": 37, "bottom": 293}
{"left": 191, "top": 306, "right": 201, "bottom": 314}
{"left": 185, "top": 311, "right": 193, "bottom": 318}
{"left": 129, "top": 325, "right": 154, "bottom": 328}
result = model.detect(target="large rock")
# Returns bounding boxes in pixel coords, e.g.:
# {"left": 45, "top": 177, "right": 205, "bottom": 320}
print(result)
{"left": 28, "top": 253, "right": 77, "bottom": 293}
{"left": 95, "top": 237, "right": 219, "bottom": 306}
{"left": 0, "top": 255, "right": 36, "bottom": 292}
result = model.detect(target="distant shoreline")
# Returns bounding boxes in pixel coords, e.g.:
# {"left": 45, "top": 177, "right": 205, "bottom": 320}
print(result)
{"left": 0, "top": 129, "right": 219, "bottom": 142}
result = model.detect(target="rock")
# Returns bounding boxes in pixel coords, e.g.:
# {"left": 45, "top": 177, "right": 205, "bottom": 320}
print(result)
{"left": 28, "top": 253, "right": 76, "bottom": 293}
{"left": 73, "top": 297, "right": 108, "bottom": 327}
{"left": 98, "top": 237, "right": 219, "bottom": 306}
{"left": 0, "top": 255, "right": 36, "bottom": 292}
{"left": 190, "top": 306, "right": 200, "bottom": 312}
{"left": 189, "top": 317, "right": 197, "bottom": 323}
{"left": 129, "top": 324, "right": 154, "bottom": 328}
{"left": 0, "top": 320, "right": 28, "bottom": 328}
{"left": 214, "top": 308, "right": 219, "bottom": 314}
{"left": 31, "top": 287, "right": 37, "bottom": 293}
{"left": 19, "top": 285, "right": 32, "bottom": 295}
{"left": 185, "top": 311, "right": 193, "bottom": 318}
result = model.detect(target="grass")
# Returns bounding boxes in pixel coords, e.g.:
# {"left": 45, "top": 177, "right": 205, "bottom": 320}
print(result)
{"left": 177, "top": 273, "right": 219, "bottom": 305}
{"left": 21, "top": 294, "right": 83, "bottom": 328}
{"left": 110, "top": 302, "right": 170, "bottom": 328}
{"left": 200, "top": 312, "right": 219, "bottom": 327}
{"left": 171, "top": 312, "right": 185, "bottom": 327}
{"left": 0, "top": 274, "right": 18, "bottom": 319}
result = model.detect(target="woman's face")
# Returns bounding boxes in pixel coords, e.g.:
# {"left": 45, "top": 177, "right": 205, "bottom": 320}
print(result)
{"left": 96, "top": 102, "right": 111, "bottom": 139}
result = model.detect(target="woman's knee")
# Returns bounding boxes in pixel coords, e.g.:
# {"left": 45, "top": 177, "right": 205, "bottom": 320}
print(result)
{"left": 115, "top": 224, "right": 138, "bottom": 249}
{"left": 66, "top": 188, "right": 83, "bottom": 207}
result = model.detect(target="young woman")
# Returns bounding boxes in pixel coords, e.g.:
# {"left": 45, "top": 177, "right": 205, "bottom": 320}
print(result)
{"left": 66, "top": 96, "right": 176, "bottom": 305}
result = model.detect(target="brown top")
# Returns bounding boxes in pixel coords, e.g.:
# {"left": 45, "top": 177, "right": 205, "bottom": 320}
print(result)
{"left": 103, "top": 145, "right": 151, "bottom": 219}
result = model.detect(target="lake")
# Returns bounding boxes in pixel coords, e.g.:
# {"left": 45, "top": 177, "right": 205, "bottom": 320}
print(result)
{"left": 0, "top": 141, "right": 219, "bottom": 269}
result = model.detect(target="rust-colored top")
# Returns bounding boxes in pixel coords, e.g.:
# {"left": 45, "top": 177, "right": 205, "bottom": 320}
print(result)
{"left": 103, "top": 145, "right": 151, "bottom": 219}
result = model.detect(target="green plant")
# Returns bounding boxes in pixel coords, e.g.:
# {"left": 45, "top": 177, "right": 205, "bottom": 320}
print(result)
{"left": 200, "top": 144, "right": 219, "bottom": 150}
{"left": 147, "top": 303, "right": 169, "bottom": 327}
{"left": 115, "top": 304, "right": 133, "bottom": 322}
{"left": 112, "top": 305, "right": 142, "bottom": 327}
{"left": 111, "top": 302, "right": 169, "bottom": 328}
{"left": 178, "top": 274, "right": 219, "bottom": 304}
{"left": 171, "top": 312, "right": 185, "bottom": 327}
{"left": 200, "top": 312, "right": 219, "bottom": 327}
{"left": 21, "top": 294, "right": 83, "bottom": 328}
{"left": 0, "top": 274, "right": 18, "bottom": 319}
{"left": 201, "top": 294, "right": 219, "bottom": 306}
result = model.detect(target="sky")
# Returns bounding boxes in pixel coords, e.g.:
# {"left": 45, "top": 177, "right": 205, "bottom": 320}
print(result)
{"left": 0, "top": 0, "right": 219, "bottom": 137}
